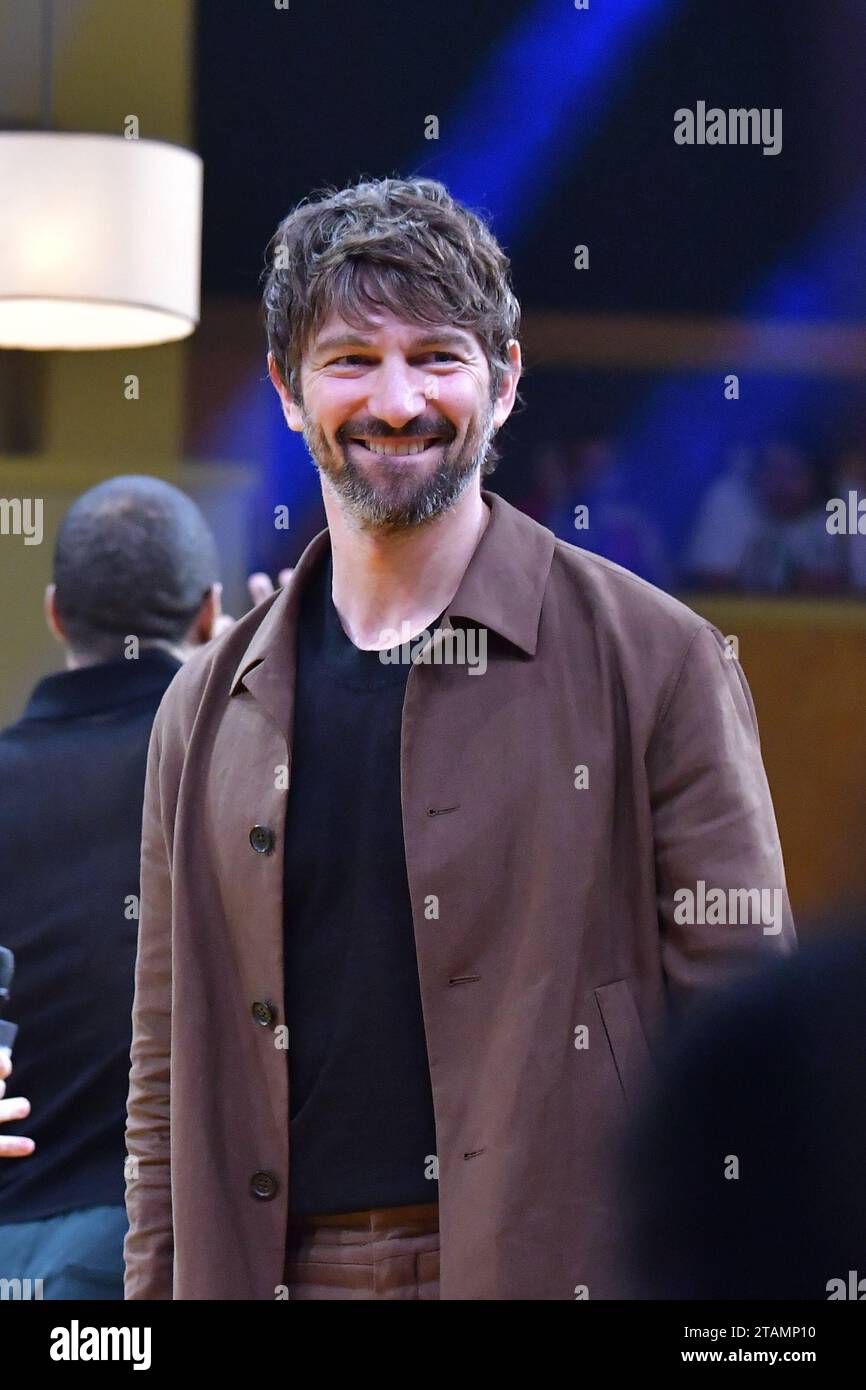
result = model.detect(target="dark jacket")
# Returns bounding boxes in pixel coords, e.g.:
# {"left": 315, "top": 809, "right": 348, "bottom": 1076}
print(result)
{"left": 0, "top": 648, "right": 180, "bottom": 1223}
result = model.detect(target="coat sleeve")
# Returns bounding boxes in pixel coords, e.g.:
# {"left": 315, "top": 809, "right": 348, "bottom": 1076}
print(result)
{"left": 646, "top": 622, "right": 797, "bottom": 1012}
{"left": 123, "top": 701, "right": 176, "bottom": 1299}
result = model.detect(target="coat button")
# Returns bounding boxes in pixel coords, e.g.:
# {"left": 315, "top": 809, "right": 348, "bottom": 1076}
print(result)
{"left": 252, "top": 1000, "right": 275, "bottom": 1028}
{"left": 250, "top": 1170, "right": 279, "bottom": 1201}
{"left": 249, "top": 825, "right": 274, "bottom": 854}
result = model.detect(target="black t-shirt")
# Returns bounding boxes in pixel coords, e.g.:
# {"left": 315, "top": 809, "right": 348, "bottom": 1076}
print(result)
{"left": 283, "top": 549, "right": 441, "bottom": 1215}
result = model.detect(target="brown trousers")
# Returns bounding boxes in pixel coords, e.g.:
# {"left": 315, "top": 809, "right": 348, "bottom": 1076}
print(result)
{"left": 283, "top": 1201, "right": 440, "bottom": 1300}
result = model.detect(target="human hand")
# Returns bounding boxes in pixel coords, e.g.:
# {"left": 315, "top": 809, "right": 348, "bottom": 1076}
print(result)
{"left": 247, "top": 569, "right": 294, "bottom": 606}
{"left": 0, "top": 1049, "right": 34, "bottom": 1158}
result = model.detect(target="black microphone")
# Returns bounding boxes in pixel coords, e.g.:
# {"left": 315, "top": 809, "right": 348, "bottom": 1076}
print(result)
{"left": 0, "top": 946, "right": 17, "bottom": 1052}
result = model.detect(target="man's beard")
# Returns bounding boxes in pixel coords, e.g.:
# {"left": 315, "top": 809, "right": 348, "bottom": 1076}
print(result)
{"left": 299, "top": 403, "right": 498, "bottom": 531}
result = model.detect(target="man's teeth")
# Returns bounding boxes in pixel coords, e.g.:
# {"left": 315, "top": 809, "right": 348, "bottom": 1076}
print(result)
{"left": 355, "top": 437, "right": 439, "bottom": 456}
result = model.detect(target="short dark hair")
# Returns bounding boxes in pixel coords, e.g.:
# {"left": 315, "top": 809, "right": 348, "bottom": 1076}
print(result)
{"left": 53, "top": 475, "right": 219, "bottom": 662}
{"left": 260, "top": 176, "right": 522, "bottom": 476}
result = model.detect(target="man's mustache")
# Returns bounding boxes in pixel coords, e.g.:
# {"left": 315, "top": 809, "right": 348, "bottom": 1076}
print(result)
{"left": 338, "top": 422, "right": 455, "bottom": 443}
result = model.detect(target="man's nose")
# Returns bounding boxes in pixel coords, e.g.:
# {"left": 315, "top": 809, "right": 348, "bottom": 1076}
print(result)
{"left": 365, "top": 359, "right": 430, "bottom": 428}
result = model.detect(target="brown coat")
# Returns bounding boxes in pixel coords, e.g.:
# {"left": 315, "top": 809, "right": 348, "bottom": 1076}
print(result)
{"left": 124, "top": 488, "right": 795, "bottom": 1300}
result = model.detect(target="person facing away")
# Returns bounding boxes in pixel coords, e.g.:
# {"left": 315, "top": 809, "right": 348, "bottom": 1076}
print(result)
{"left": 0, "top": 476, "right": 221, "bottom": 1299}
{"left": 124, "top": 175, "right": 796, "bottom": 1303}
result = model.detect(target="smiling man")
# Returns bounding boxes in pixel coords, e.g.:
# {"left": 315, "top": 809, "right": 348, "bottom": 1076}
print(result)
{"left": 124, "top": 176, "right": 795, "bottom": 1302}
{"left": 289, "top": 316, "right": 499, "bottom": 529}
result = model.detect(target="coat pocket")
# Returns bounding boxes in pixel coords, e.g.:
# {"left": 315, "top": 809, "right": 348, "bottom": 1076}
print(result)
{"left": 594, "top": 978, "right": 655, "bottom": 1110}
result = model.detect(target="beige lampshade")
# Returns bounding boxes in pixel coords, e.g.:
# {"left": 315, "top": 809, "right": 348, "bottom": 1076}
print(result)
{"left": 0, "top": 131, "right": 203, "bottom": 349}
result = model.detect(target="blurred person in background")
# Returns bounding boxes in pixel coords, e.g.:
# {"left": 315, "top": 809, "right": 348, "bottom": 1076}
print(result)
{"left": 519, "top": 440, "right": 574, "bottom": 525}
{"left": 830, "top": 440, "right": 866, "bottom": 592}
{"left": 566, "top": 437, "right": 672, "bottom": 590}
{"left": 525, "top": 438, "right": 671, "bottom": 588}
{"left": 625, "top": 920, "right": 866, "bottom": 1299}
{"left": 683, "top": 444, "right": 761, "bottom": 589}
{"left": 740, "top": 440, "right": 845, "bottom": 593}
{"left": 0, "top": 476, "right": 222, "bottom": 1299}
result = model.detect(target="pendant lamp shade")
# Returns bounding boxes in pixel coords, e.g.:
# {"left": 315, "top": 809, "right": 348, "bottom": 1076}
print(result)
{"left": 0, "top": 132, "right": 203, "bottom": 349}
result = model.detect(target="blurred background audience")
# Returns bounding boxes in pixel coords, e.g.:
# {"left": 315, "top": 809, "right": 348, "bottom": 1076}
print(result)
{"left": 519, "top": 432, "right": 866, "bottom": 594}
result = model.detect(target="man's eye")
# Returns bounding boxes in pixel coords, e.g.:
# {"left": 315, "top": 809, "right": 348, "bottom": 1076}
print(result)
{"left": 328, "top": 351, "right": 457, "bottom": 367}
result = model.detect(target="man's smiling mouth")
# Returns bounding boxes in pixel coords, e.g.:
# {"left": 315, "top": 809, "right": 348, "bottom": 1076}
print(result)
{"left": 348, "top": 436, "right": 445, "bottom": 457}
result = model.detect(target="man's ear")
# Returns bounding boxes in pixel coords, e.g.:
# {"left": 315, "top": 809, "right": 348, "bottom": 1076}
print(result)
{"left": 190, "top": 584, "right": 222, "bottom": 646}
{"left": 492, "top": 338, "right": 523, "bottom": 431}
{"left": 44, "top": 583, "right": 65, "bottom": 643}
{"left": 267, "top": 351, "right": 305, "bottom": 433}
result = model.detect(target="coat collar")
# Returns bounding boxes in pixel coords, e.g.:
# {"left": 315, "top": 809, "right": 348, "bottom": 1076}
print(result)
{"left": 229, "top": 489, "right": 556, "bottom": 717}
{"left": 21, "top": 647, "right": 181, "bottom": 723}
{"left": 446, "top": 489, "right": 555, "bottom": 658}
